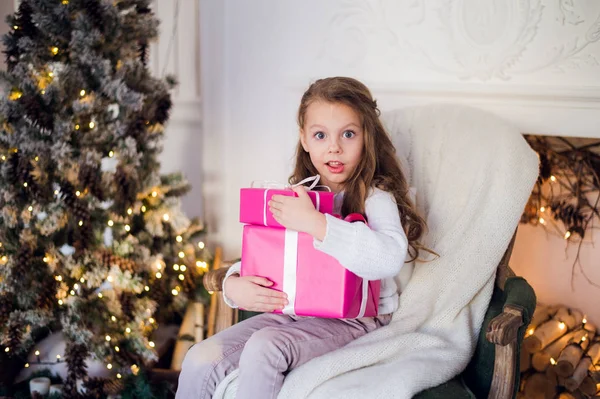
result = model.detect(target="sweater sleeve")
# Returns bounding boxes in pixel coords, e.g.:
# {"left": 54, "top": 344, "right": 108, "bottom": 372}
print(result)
{"left": 313, "top": 189, "right": 408, "bottom": 280}
{"left": 222, "top": 261, "right": 241, "bottom": 308}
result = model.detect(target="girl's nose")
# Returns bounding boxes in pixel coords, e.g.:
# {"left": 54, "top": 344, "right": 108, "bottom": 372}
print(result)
{"left": 328, "top": 138, "right": 341, "bottom": 153}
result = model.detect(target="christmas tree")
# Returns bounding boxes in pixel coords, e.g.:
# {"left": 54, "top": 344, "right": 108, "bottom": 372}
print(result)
{"left": 0, "top": 0, "right": 209, "bottom": 396}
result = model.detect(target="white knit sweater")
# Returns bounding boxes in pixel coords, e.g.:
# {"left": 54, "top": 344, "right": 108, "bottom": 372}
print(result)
{"left": 222, "top": 188, "right": 409, "bottom": 315}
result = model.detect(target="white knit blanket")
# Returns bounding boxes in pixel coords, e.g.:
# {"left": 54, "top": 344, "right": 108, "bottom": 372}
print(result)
{"left": 215, "top": 104, "right": 539, "bottom": 398}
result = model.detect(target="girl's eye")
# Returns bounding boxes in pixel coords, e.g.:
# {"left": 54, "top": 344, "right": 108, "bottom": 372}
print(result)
{"left": 343, "top": 130, "right": 355, "bottom": 139}
{"left": 314, "top": 131, "right": 325, "bottom": 140}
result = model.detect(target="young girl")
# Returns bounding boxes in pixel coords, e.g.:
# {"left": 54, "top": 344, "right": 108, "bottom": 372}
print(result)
{"left": 176, "top": 77, "right": 428, "bottom": 399}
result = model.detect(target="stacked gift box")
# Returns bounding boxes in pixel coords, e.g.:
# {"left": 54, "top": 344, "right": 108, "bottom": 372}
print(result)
{"left": 238, "top": 180, "right": 380, "bottom": 318}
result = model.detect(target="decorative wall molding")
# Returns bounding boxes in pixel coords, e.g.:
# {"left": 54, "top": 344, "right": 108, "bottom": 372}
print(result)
{"left": 319, "top": 0, "right": 600, "bottom": 82}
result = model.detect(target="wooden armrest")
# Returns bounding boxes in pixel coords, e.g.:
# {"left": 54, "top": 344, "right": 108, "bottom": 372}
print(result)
{"left": 203, "top": 264, "right": 233, "bottom": 292}
{"left": 487, "top": 304, "right": 524, "bottom": 399}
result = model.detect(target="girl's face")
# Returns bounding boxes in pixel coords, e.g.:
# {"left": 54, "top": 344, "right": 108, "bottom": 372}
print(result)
{"left": 300, "top": 101, "right": 364, "bottom": 193}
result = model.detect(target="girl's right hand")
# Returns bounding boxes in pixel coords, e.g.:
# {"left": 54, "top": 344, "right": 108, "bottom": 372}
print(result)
{"left": 224, "top": 275, "right": 289, "bottom": 312}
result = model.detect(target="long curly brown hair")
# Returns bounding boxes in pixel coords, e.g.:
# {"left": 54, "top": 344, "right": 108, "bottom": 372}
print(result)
{"left": 290, "top": 77, "right": 432, "bottom": 262}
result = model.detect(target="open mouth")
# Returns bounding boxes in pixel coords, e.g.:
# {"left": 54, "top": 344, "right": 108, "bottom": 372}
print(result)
{"left": 326, "top": 161, "right": 345, "bottom": 174}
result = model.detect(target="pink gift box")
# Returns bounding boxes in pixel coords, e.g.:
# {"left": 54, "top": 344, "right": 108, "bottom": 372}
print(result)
{"left": 240, "top": 224, "right": 380, "bottom": 318}
{"left": 239, "top": 188, "right": 335, "bottom": 228}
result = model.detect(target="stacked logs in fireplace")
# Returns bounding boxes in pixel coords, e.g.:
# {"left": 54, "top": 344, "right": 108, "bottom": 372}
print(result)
{"left": 519, "top": 305, "right": 600, "bottom": 399}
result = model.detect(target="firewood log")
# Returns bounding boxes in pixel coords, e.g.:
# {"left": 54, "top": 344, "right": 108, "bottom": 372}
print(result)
{"left": 524, "top": 308, "right": 583, "bottom": 353}
{"left": 521, "top": 349, "right": 532, "bottom": 372}
{"left": 523, "top": 372, "right": 556, "bottom": 399}
{"left": 532, "top": 330, "right": 583, "bottom": 372}
{"left": 564, "top": 357, "right": 592, "bottom": 392}
{"left": 556, "top": 338, "right": 591, "bottom": 377}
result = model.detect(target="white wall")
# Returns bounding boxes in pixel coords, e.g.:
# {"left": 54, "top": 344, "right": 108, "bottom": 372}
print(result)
{"left": 150, "top": 0, "right": 203, "bottom": 218}
{"left": 200, "top": 1, "right": 600, "bottom": 320}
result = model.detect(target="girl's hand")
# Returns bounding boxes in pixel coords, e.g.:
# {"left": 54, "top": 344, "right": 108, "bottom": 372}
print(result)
{"left": 224, "top": 274, "right": 289, "bottom": 312}
{"left": 269, "top": 186, "right": 327, "bottom": 240}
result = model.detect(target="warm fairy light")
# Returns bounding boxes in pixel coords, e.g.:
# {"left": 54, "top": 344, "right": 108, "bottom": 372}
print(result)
{"left": 4, "top": 347, "right": 9, "bottom": 353}
{"left": 141, "top": 205, "right": 147, "bottom": 212}
{"left": 1, "top": 256, "right": 7, "bottom": 263}
{"left": 180, "top": 265, "right": 187, "bottom": 272}
{"left": 28, "top": 205, "right": 33, "bottom": 212}
{"left": 156, "top": 262, "right": 163, "bottom": 270}
{"left": 179, "top": 274, "right": 184, "bottom": 281}
{"left": 80, "top": 277, "right": 85, "bottom": 283}
{"left": 58, "top": 299, "right": 63, "bottom": 305}
{"left": 35, "top": 350, "right": 40, "bottom": 356}
{"left": 149, "top": 317, "right": 155, "bottom": 324}
{"left": 144, "top": 285, "right": 150, "bottom": 291}
{"left": 111, "top": 316, "right": 116, "bottom": 322}
{"left": 108, "top": 220, "right": 114, "bottom": 226}
{"left": 98, "top": 293, "right": 103, "bottom": 298}
{"left": 80, "top": 89, "right": 86, "bottom": 97}
{"left": 70, "top": 290, "right": 75, "bottom": 295}
{"left": 124, "top": 224, "right": 131, "bottom": 232}
{"left": 25, "top": 363, "right": 29, "bottom": 368}
{"left": 198, "top": 241, "right": 205, "bottom": 249}
{"left": 56, "top": 354, "right": 61, "bottom": 360}
{"left": 23, "top": 182, "right": 28, "bottom": 187}
{"left": 127, "top": 208, "right": 133, "bottom": 215}
{"left": 73, "top": 284, "right": 79, "bottom": 290}
{"left": 173, "top": 264, "right": 179, "bottom": 271}
{"left": 176, "top": 235, "right": 183, "bottom": 242}
{"left": 62, "top": 0, "right": 68, "bottom": 4}
{"left": 171, "top": 289, "right": 179, "bottom": 296}
{"left": 131, "top": 364, "right": 139, "bottom": 375}
{"left": 54, "top": 189, "right": 59, "bottom": 195}
{"left": 75, "top": 191, "right": 81, "bottom": 196}
{"left": 581, "top": 336, "right": 587, "bottom": 342}
{"left": 89, "top": 121, "right": 95, "bottom": 129}
{"left": 75, "top": 124, "right": 80, "bottom": 130}
{"left": 550, "top": 175, "right": 556, "bottom": 182}
{"left": 34, "top": 156, "right": 39, "bottom": 161}
{"left": 9, "top": 90, "right": 22, "bottom": 100}
{"left": 540, "top": 207, "right": 545, "bottom": 212}
{"left": 163, "top": 213, "right": 170, "bottom": 221}
{"left": 48, "top": 72, "right": 54, "bottom": 77}
{"left": 155, "top": 272, "right": 162, "bottom": 279}
{"left": 1, "top": 156, "right": 5, "bottom": 161}
{"left": 107, "top": 363, "right": 112, "bottom": 370}
{"left": 539, "top": 218, "right": 545, "bottom": 225}
{"left": 178, "top": 251, "right": 185, "bottom": 258}
{"left": 115, "top": 346, "right": 120, "bottom": 352}
{"left": 108, "top": 151, "right": 114, "bottom": 157}
{"left": 117, "top": 373, "right": 122, "bottom": 379}
{"left": 78, "top": 220, "right": 83, "bottom": 226}
{"left": 583, "top": 318, "right": 587, "bottom": 324}
{"left": 51, "top": 47, "right": 59, "bottom": 55}
{"left": 208, "top": 290, "right": 214, "bottom": 295}
{"left": 151, "top": 191, "right": 158, "bottom": 197}
{"left": 564, "top": 231, "right": 571, "bottom": 239}
{"left": 105, "top": 335, "right": 111, "bottom": 341}
{"left": 13, "top": 25, "right": 18, "bottom": 30}
{"left": 125, "top": 327, "right": 131, "bottom": 334}
{"left": 56, "top": 275, "right": 63, "bottom": 281}
{"left": 527, "top": 328, "right": 534, "bottom": 336}
{"left": 107, "top": 276, "right": 113, "bottom": 282}
{"left": 550, "top": 358, "right": 557, "bottom": 365}
{"left": 149, "top": 341, "right": 155, "bottom": 348}
{"left": 559, "top": 322, "right": 566, "bottom": 330}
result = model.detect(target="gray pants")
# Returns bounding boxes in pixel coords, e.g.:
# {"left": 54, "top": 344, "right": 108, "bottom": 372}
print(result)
{"left": 175, "top": 312, "right": 392, "bottom": 399}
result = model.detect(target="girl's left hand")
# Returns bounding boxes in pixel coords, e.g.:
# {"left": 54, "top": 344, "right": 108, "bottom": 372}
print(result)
{"left": 269, "top": 186, "right": 326, "bottom": 239}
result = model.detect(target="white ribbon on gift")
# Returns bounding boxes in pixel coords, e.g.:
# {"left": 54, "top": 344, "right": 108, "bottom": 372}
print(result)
{"left": 281, "top": 224, "right": 370, "bottom": 318}
{"left": 251, "top": 175, "right": 331, "bottom": 226}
